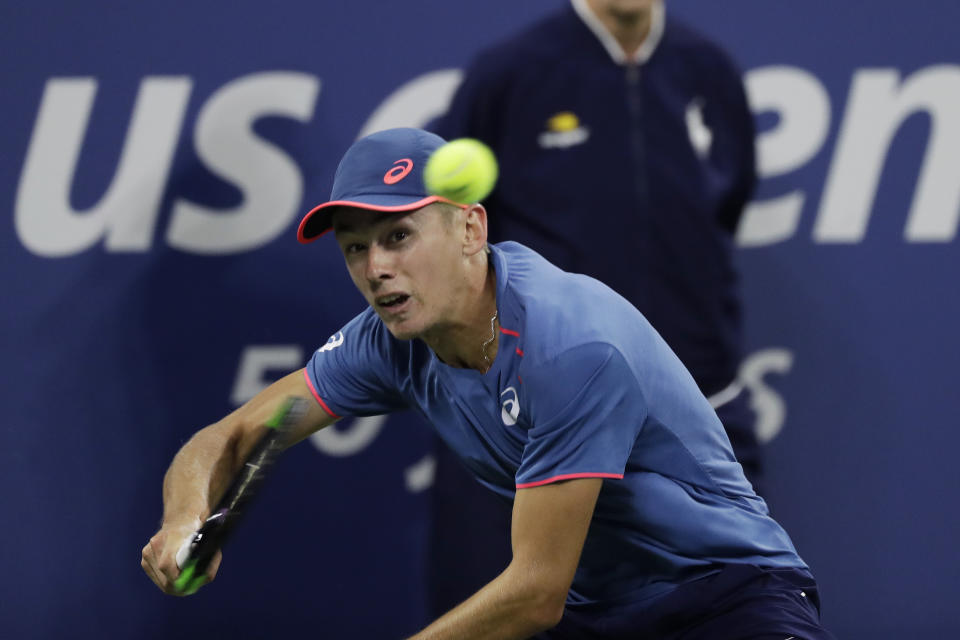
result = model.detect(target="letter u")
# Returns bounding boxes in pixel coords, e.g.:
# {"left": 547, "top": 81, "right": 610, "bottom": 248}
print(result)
{"left": 15, "top": 76, "right": 192, "bottom": 256}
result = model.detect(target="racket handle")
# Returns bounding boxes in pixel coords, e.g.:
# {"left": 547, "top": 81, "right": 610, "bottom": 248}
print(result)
{"left": 173, "top": 512, "right": 226, "bottom": 594}
{"left": 171, "top": 397, "right": 308, "bottom": 595}
{"left": 175, "top": 533, "right": 196, "bottom": 570}
{"left": 173, "top": 528, "right": 208, "bottom": 594}
{"left": 174, "top": 562, "right": 206, "bottom": 595}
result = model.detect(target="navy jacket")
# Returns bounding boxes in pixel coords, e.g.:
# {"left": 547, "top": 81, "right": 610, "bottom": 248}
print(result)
{"left": 435, "top": 5, "right": 756, "bottom": 394}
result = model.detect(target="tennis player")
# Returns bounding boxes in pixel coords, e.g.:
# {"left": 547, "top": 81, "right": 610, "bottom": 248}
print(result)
{"left": 142, "top": 128, "right": 833, "bottom": 639}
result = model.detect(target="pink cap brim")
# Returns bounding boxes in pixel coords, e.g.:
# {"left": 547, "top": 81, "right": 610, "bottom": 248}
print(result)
{"left": 297, "top": 196, "right": 466, "bottom": 244}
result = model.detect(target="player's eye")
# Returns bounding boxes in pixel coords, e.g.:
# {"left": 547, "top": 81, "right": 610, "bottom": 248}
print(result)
{"left": 389, "top": 230, "right": 409, "bottom": 244}
{"left": 345, "top": 242, "right": 366, "bottom": 254}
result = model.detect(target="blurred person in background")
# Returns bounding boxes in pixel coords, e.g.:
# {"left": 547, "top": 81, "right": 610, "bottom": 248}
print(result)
{"left": 429, "top": 0, "right": 761, "bottom": 614}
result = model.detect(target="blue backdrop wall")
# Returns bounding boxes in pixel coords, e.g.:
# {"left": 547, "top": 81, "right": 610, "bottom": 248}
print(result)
{"left": 1, "top": 1, "right": 957, "bottom": 638}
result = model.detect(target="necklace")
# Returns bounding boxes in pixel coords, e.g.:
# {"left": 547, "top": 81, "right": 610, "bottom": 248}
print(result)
{"left": 480, "top": 309, "right": 498, "bottom": 368}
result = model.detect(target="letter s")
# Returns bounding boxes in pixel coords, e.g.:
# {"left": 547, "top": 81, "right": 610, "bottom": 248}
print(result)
{"left": 739, "top": 348, "right": 795, "bottom": 444}
{"left": 358, "top": 69, "right": 463, "bottom": 137}
{"left": 167, "top": 72, "right": 320, "bottom": 254}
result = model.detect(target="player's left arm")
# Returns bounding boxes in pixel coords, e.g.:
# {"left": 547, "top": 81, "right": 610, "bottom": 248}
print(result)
{"left": 408, "top": 477, "right": 602, "bottom": 640}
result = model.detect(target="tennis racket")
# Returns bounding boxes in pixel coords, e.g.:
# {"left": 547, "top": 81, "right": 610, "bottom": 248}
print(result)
{"left": 173, "top": 396, "right": 309, "bottom": 595}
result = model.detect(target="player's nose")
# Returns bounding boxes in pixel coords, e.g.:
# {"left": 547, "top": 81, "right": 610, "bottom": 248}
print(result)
{"left": 364, "top": 244, "right": 394, "bottom": 283}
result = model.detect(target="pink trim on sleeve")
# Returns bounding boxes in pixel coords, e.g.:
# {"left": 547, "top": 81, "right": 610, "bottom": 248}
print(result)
{"left": 515, "top": 472, "right": 623, "bottom": 489}
{"left": 302, "top": 368, "right": 341, "bottom": 419}
{"left": 500, "top": 327, "right": 520, "bottom": 337}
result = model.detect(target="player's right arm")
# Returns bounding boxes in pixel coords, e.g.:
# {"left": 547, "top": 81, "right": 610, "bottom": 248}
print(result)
{"left": 140, "top": 368, "right": 335, "bottom": 595}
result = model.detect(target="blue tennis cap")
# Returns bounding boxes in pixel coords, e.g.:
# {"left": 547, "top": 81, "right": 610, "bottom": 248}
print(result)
{"left": 298, "top": 128, "right": 461, "bottom": 243}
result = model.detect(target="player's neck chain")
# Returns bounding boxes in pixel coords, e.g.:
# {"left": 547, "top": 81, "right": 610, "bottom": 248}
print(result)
{"left": 480, "top": 309, "right": 498, "bottom": 371}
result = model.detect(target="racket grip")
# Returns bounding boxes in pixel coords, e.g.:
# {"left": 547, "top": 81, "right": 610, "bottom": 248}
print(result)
{"left": 175, "top": 533, "right": 197, "bottom": 570}
{"left": 174, "top": 561, "right": 207, "bottom": 595}
{"left": 171, "top": 397, "right": 307, "bottom": 595}
{"left": 173, "top": 530, "right": 206, "bottom": 595}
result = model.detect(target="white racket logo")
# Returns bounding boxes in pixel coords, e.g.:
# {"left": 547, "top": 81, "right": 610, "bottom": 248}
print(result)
{"left": 500, "top": 386, "right": 519, "bottom": 426}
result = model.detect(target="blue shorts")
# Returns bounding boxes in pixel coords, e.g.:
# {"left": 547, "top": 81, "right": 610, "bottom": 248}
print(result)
{"left": 538, "top": 564, "right": 835, "bottom": 640}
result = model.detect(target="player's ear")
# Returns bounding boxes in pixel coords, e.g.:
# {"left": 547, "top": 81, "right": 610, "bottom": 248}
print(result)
{"left": 461, "top": 203, "right": 488, "bottom": 257}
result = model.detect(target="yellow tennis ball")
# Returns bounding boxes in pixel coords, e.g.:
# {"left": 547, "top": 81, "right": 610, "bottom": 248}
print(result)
{"left": 424, "top": 138, "right": 499, "bottom": 204}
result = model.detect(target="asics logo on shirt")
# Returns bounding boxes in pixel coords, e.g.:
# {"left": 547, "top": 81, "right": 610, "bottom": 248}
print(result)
{"left": 318, "top": 331, "right": 345, "bottom": 353}
{"left": 500, "top": 386, "right": 520, "bottom": 426}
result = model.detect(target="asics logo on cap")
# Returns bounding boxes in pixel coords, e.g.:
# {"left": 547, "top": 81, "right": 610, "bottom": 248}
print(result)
{"left": 383, "top": 158, "right": 413, "bottom": 184}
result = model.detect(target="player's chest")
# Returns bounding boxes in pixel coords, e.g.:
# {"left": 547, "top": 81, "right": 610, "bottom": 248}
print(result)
{"left": 428, "top": 366, "right": 531, "bottom": 457}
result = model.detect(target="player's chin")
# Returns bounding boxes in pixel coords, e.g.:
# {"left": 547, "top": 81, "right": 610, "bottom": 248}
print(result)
{"left": 380, "top": 316, "right": 422, "bottom": 341}
{"left": 384, "top": 325, "right": 420, "bottom": 341}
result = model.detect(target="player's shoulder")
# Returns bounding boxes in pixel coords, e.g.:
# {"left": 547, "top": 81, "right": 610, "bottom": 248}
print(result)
{"left": 493, "top": 240, "right": 583, "bottom": 303}
{"left": 342, "top": 305, "right": 383, "bottom": 334}
{"left": 334, "top": 307, "right": 403, "bottom": 358}
{"left": 494, "top": 242, "right": 645, "bottom": 362}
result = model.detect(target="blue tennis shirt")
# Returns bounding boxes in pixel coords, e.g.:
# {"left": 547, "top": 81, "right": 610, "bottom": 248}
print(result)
{"left": 305, "top": 242, "right": 805, "bottom": 606}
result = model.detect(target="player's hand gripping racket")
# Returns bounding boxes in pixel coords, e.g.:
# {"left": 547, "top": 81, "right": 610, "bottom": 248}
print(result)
{"left": 173, "top": 396, "right": 308, "bottom": 595}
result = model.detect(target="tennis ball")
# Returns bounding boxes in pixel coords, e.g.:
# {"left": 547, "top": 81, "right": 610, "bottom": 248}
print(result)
{"left": 424, "top": 138, "right": 499, "bottom": 204}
